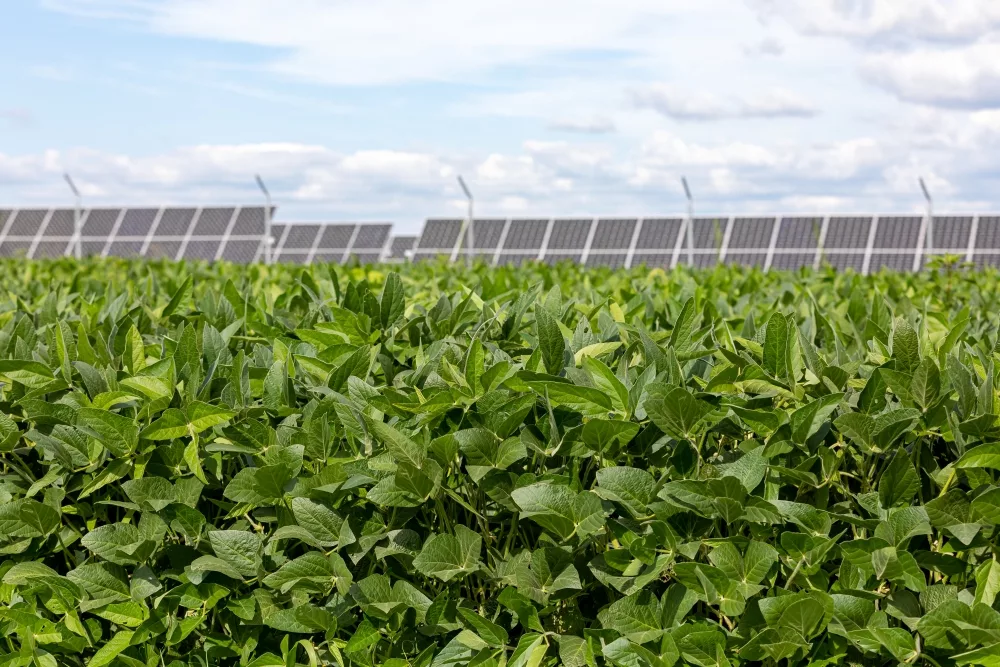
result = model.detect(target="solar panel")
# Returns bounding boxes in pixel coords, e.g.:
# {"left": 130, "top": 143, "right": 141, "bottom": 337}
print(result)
{"left": 728, "top": 218, "right": 775, "bottom": 249}
{"left": 973, "top": 254, "right": 1000, "bottom": 268}
{"left": 418, "top": 219, "right": 463, "bottom": 250}
{"left": 387, "top": 236, "right": 417, "bottom": 260}
{"left": 585, "top": 253, "right": 627, "bottom": 268}
{"left": 725, "top": 252, "right": 767, "bottom": 267}
{"left": 191, "top": 208, "right": 234, "bottom": 236}
{"left": 543, "top": 253, "right": 583, "bottom": 265}
{"left": 635, "top": 218, "right": 682, "bottom": 250}
{"left": 347, "top": 253, "right": 383, "bottom": 264}
{"left": 458, "top": 219, "right": 506, "bottom": 251}
{"left": 34, "top": 241, "right": 69, "bottom": 258}
{"left": 81, "top": 208, "right": 121, "bottom": 236}
{"left": 118, "top": 208, "right": 158, "bottom": 237}
{"left": 591, "top": 219, "right": 637, "bottom": 250}
{"left": 8, "top": 209, "right": 46, "bottom": 237}
{"left": 45, "top": 210, "right": 76, "bottom": 236}
{"left": 352, "top": 224, "right": 391, "bottom": 250}
{"left": 496, "top": 253, "right": 537, "bottom": 267}
{"left": 220, "top": 240, "right": 261, "bottom": 263}
{"left": 824, "top": 217, "right": 871, "bottom": 249}
{"left": 691, "top": 217, "right": 728, "bottom": 250}
{"left": 974, "top": 216, "right": 1000, "bottom": 249}
{"left": 182, "top": 240, "right": 222, "bottom": 261}
{"left": 870, "top": 252, "right": 915, "bottom": 272}
{"left": 106, "top": 241, "right": 144, "bottom": 258}
{"left": 769, "top": 252, "right": 815, "bottom": 270}
{"left": 929, "top": 216, "right": 972, "bottom": 251}
{"left": 155, "top": 209, "right": 196, "bottom": 237}
{"left": 823, "top": 252, "right": 865, "bottom": 271}
{"left": 0, "top": 242, "right": 31, "bottom": 258}
{"left": 316, "top": 224, "right": 355, "bottom": 250}
{"left": 502, "top": 220, "right": 549, "bottom": 250}
{"left": 146, "top": 241, "right": 182, "bottom": 259}
{"left": 230, "top": 207, "right": 269, "bottom": 235}
{"left": 0, "top": 211, "right": 11, "bottom": 235}
{"left": 776, "top": 217, "right": 821, "bottom": 249}
{"left": 547, "top": 219, "right": 592, "bottom": 250}
{"left": 630, "top": 252, "right": 673, "bottom": 268}
{"left": 283, "top": 224, "right": 321, "bottom": 249}
{"left": 874, "top": 216, "right": 920, "bottom": 249}
{"left": 276, "top": 250, "right": 310, "bottom": 265}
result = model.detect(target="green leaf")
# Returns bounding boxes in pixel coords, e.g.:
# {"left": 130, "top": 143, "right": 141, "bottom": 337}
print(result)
{"left": 878, "top": 450, "right": 919, "bottom": 509}
{"left": 412, "top": 525, "right": 482, "bottom": 582}
{"left": 597, "top": 590, "right": 663, "bottom": 644}
{"left": 535, "top": 305, "right": 566, "bottom": 375}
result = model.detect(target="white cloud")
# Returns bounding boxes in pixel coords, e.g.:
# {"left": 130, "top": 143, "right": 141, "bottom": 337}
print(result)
{"left": 862, "top": 43, "right": 1000, "bottom": 108}
{"left": 629, "top": 84, "right": 817, "bottom": 120}
{"left": 743, "top": 37, "right": 785, "bottom": 56}
{"left": 0, "top": 109, "right": 33, "bottom": 127}
{"left": 748, "top": 0, "right": 1000, "bottom": 42}
{"left": 547, "top": 117, "right": 617, "bottom": 134}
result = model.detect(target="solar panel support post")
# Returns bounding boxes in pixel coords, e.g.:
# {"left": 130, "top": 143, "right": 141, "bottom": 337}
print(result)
{"left": 255, "top": 175, "right": 273, "bottom": 265}
{"left": 64, "top": 174, "right": 82, "bottom": 260}
{"left": 682, "top": 177, "right": 694, "bottom": 267}
{"left": 920, "top": 177, "right": 934, "bottom": 265}
{"left": 457, "top": 176, "right": 474, "bottom": 267}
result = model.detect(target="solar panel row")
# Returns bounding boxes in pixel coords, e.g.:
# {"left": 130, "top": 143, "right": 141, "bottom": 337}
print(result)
{"left": 411, "top": 215, "right": 991, "bottom": 272}
{"left": 0, "top": 207, "right": 392, "bottom": 264}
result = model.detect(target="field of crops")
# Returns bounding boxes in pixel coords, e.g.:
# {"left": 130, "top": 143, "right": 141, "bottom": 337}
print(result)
{"left": 2, "top": 257, "right": 1000, "bottom": 667}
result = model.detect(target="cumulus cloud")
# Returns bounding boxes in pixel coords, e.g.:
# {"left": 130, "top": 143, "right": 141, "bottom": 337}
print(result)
{"left": 748, "top": 0, "right": 1000, "bottom": 42}
{"left": 629, "top": 85, "right": 818, "bottom": 120}
{"left": 862, "top": 43, "right": 1000, "bottom": 108}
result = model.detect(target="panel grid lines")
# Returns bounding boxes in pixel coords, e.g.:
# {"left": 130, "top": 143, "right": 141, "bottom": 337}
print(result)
{"left": 214, "top": 207, "right": 243, "bottom": 261}
{"left": 101, "top": 209, "right": 128, "bottom": 258}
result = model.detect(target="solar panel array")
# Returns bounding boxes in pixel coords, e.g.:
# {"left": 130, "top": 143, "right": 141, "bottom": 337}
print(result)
{"left": 3, "top": 207, "right": 998, "bottom": 272}
{"left": 0, "top": 207, "right": 397, "bottom": 264}
{"left": 411, "top": 215, "right": 994, "bottom": 272}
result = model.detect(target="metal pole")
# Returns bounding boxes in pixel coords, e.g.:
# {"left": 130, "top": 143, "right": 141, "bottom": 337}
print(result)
{"left": 919, "top": 177, "right": 934, "bottom": 259}
{"left": 63, "top": 173, "right": 82, "bottom": 259}
{"left": 255, "top": 175, "right": 272, "bottom": 265}
{"left": 458, "top": 176, "right": 474, "bottom": 267}
{"left": 682, "top": 176, "right": 694, "bottom": 267}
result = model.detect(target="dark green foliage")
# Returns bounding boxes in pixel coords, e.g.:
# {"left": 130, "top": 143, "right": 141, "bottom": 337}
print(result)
{"left": 2, "top": 257, "right": 1000, "bottom": 666}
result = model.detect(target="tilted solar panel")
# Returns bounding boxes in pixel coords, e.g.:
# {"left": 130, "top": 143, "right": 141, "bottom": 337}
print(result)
{"left": 352, "top": 224, "right": 391, "bottom": 250}
{"left": 776, "top": 217, "right": 822, "bottom": 249}
{"left": 387, "top": 236, "right": 417, "bottom": 259}
{"left": 145, "top": 241, "right": 182, "bottom": 259}
{"left": 974, "top": 216, "right": 1000, "bottom": 249}
{"left": 725, "top": 252, "right": 767, "bottom": 267}
{"left": 182, "top": 240, "right": 222, "bottom": 261}
{"left": 930, "top": 216, "right": 972, "bottom": 251}
{"left": 418, "top": 219, "right": 463, "bottom": 250}
{"left": 0, "top": 211, "right": 11, "bottom": 235}
{"left": 824, "top": 217, "right": 872, "bottom": 249}
{"left": 81, "top": 209, "right": 121, "bottom": 236}
{"left": 823, "top": 252, "right": 866, "bottom": 271}
{"left": 283, "top": 224, "right": 321, "bottom": 249}
{"left": 316, "top": 224, "right": 355, "bottom": 250}
{"left": 230, "top": 207, "right": 268, "bottom": 235}
{"left": 220, "top": 240, "right": 262, "bottom": 264}
{"left": 870, "top": 252, "right": 916, "bottom": 272}
{"left": 591, "top": 219, "right": 636, "bottom": 250}
{"left": 691, "top": 217, "right": 728, "bottom": 250}
{"left": 543, "top": 253, "right": 583, "bottom": 265}
{"left": 155, "top": 208, "right": 196, "bottom": 237}
{"left": 630, "top": 252, "right": 673, "bottom": 268}
{"left": 585, "top": 253, "right": 627, "bottom": 268}
{"left": 874, "top": 216, "right": 921, "bottom": 249}
{"left": 106, "top": 241, "right": 144, "bottom": 258}
{"left": 118, "top": 209, "right": 159, "bottom": 237}
{"left": 0, "top": 242, "right": 31, "bottom": 258}
{"left": 192, "top": 208, "right": 235, "bottom": 236}
{"left": 635, "top": 219, "right": 682, "bottom": 250}
{"left": 769, "top": 252, "right": 815, "bottom": 270}
{"left": 45, "top": 210, "right": 76, "bottom": 236}
{"left": 458, "top": 219, "right": 506, "bottom": 251}
{"left": 8, "top": 209, "right": 47, "bottom": 237}
{"left": 728, "top": 218, "right": 775, "bottom": 249}
{"left": 502, "top": 220, "right": 549, "bottom": 251}
{"left": 547, "top": 219, "right": 592, "bottom": 250}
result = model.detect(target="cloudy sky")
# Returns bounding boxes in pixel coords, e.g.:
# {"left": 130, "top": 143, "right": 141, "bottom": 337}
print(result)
{"left": 3, "top": 0, "right": 1000, "bottom": 232}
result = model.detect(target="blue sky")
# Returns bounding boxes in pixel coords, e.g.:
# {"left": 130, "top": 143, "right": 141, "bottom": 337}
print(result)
{"left": 3, "top": 0, "right": 1000, "bottom": 233}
